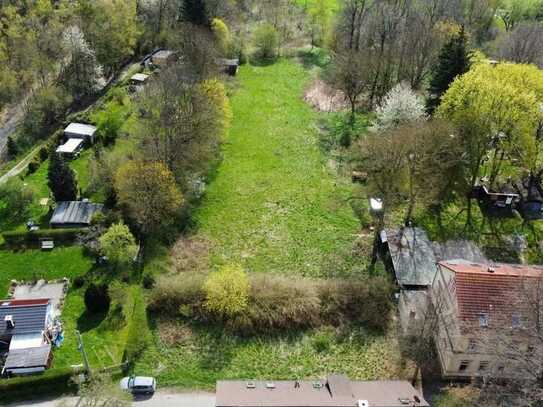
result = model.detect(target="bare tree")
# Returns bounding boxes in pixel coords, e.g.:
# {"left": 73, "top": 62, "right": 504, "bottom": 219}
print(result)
{"left": 496, "top": 22, "right": 543, "bottom": 68}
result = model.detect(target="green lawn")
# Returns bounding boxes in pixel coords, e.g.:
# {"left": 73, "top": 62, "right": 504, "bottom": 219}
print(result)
{"left": 194, "top": 60, "right": 360, "bottom": 278}
{"left": 296, "top": 0, "right": 340, "bottom": 13}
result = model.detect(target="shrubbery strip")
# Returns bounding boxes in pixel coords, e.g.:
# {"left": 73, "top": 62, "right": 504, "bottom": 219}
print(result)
{"left": 2, "top": 228, "right": 86, "bottom": 248}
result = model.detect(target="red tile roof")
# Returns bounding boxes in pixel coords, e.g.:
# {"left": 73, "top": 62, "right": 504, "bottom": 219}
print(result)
{"left": 0, "top": 299, "right": 50, "bottom": 307}
{"left": 438, "top": 261, "right": 543, "bottom": 329}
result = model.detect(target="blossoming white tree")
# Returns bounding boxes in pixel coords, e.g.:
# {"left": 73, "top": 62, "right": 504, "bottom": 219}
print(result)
{"left": 372, "top": 82, "right": 427, "bottom": 131}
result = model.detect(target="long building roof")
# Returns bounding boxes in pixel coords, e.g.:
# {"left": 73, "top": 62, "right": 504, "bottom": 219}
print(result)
{"left": 0, "top": 299, "right": 49, "bottom": 336}
{"left": 50, "top": 201, "right": 103, "bottom": 226}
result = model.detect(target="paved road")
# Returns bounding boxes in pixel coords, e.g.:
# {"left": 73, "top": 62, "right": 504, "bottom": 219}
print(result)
{"left": 6, "top": 391, "right": 216, "bottom": 407}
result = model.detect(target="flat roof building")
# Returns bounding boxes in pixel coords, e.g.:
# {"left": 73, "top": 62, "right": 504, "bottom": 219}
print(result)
{"left": 64, "top": 123, "right": 97, "bottom": 143}
{"left": 130, "top": 73, "right": 149, "bottom": 84}
{"left": 216, "top": 375, "right": 429, "bottom": 407}
{"left": 56, "top": 138, "right": 84, "bottom": 157}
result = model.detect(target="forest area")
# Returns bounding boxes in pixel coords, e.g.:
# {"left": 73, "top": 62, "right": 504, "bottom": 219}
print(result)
{"left": 1, "top": 0, "right": 543, "bottom": 406}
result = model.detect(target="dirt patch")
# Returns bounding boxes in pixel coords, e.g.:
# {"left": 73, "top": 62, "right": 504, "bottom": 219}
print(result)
{"left": 304, "top": 79, "right": 348, "bottom": 112}
{"left": 171, "top": 236, "right": 212, "bottom": 274}
{"left": 12, "top": 280, "right": 68, "bottom": 318}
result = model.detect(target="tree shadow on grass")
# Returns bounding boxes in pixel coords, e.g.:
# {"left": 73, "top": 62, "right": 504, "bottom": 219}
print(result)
{"left": 297, "top": 48, "right": 331, "bottom": 71}
{"left": 77, "top": 309, "right": 107, "bottom": 333}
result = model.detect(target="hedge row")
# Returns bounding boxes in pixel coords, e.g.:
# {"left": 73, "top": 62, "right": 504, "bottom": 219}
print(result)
{"left": 0, "top": 366, "right": 79, "bottom": 402}
{"left": 122, "top": 287, "right": 150, "bottom": 369}
{"left": 2, "top": 228, "right": 86, "bottom": 248}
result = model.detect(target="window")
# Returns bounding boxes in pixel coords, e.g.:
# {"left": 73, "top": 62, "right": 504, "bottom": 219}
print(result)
{"left": 468, "top": 339, "right": 477, "bottom": 352}
{"left": 459, "top": 360, "right": 470, "bottom": 372}
{"left": 478, "top": 361, "right": 489, "bottom": 372}
{"left": 409, "top": 311, "right": 416, "bottom": 320}
{"left": 478, "top": 313, "right": 488, "bottom": 327}
{"left": 512, "top": 313, "right": 521, "bottom": 329}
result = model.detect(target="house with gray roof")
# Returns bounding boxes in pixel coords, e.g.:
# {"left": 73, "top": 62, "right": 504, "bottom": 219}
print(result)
{"left": 50, "top": 201, "right": 103, "bottom": 228}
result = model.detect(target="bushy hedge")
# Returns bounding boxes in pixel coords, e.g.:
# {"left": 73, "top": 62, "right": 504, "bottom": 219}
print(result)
{"left": 2, "top": 228, "right": 86, "bottom": 248}
{"left": 148, "top": 272, "right": 394, "bottom": 335}
{"left": 0, "top": 367, "right": 78, "bottom": 402}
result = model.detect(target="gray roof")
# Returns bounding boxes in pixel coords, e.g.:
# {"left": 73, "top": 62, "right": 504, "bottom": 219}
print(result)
{"left": 4, "top": 345, "right": 51, "bottom": 370}
{"left": 382, "top": 227, "right": 437, "bottom": 287}
{"left": 216, "top": 375, "right": 429, "bottom": 407}
{"left": 64, "top": 123, "right": 96, "bottom": 137}
{"left": 50, "top": 201, "right": 103, "bottom": 226}
{"left": 0, "top": 300, "right": 49, "bottom": 336}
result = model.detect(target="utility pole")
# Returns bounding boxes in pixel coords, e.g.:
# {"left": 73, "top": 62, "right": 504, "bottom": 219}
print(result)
{"left": 76, "top": 330, "right": 91, "bottom": 375}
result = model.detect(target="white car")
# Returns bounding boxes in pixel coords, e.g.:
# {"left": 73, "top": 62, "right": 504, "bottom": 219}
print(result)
{"left": 120, "top": 376, "right": 157, "bottom": 395}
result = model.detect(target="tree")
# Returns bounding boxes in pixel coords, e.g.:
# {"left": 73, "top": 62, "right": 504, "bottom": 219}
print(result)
{"left": 438, "top": 62, "right": 543, "bottom": 226}
{"left": 114, "top": 160, "right": 183, "bottom": 236}
{"left": 47, "top": 150, "right": 78, "bottom": 202}
{"left": 0, "top": 178, "right": 34, "bottom": 224}
{"left": 180, "top": 0, "right": 210, "bottom": 27}
{"left": 329, "top": 50, "right": 371, "bottom": 121}
{"left": 373, "top": 82, "right": 426, "bottom": 131}
{"left": 95, "top": 102, "right": 124, "bottom": 145}
{"left": 427, "top": 27, "right": 471, "bottom": 114}
{"left": 252, "top": 23, "right": 279, "bottom": 60}
{"left": 99, "top": 223, "right": 138, "bottom": 267}
{"left": 137, "top": 67, "right": 226, "bottom": 190}
{"left": 60, "top": 25, "right": 103, "bottom": 101}
{"left": 307, "top": 0, "right": 330, "bottom": 48}
{"left": 495, "top": 21, "right": 543, "bottom": 68}
{"left": 211, "top": 18, "right": 231, "bottom": 56}
{"left": 204, "top": 264, "right": 249, "bottom": 318}
{"left": 6, "top": 136, "right": 18, "bottom": 159}
{"left": 84, "top": 283, "right": 110, "bottom": 314}
{"left": 78, "top": 0, "right": 141, "bottom": 76}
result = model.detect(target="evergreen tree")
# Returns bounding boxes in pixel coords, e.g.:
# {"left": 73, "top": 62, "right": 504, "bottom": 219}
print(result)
{"left": 6, "top": 136, "right": 18, "bottom": 159}
{"left": 180, "top": 0, "right": 209, "bottom": 27}
{"left": 47, "top": 148, "right": 78, "bottom": 202}
{"left": 426, "top": 27, "right": 470, "bottom": 114}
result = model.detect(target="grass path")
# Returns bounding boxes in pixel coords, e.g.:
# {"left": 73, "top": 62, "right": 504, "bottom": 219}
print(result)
{"left": 194, "top": 59, "right": 359, "bottom": 277}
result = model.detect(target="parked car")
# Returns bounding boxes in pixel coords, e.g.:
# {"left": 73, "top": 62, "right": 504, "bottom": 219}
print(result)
{"left": 120, "top": 376, "right": 157, "bottom": 395}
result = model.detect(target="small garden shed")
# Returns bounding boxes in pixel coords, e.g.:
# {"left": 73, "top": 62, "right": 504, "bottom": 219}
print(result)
{"left": 64, "top": 123, "right": 97, "bottom": 144}
{"left": 50, "top": 201, "right": 103, "bottom": 229}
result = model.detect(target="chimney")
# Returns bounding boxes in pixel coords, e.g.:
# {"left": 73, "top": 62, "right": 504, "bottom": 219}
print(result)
{"left": 5, "top": 315, "right": 14, "bottom": 329}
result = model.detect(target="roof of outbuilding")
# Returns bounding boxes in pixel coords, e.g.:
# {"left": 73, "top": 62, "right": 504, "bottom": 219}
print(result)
{"left": 439, "top": 260, "right": 543, "bottom": 330}
{"left": 382, "top": 227, "right": 437, "bottom": 287}
{"left": 0, "top": 299, "right": 49, "bottom": 336}
{"left": 56, "top": 138, "right": 84, "bottom": 154}
{"left": 64, "top": 123, "right": 97, "bottom": 137}
{"left": 215, "top": 375, "right": 429, "bottom": 407}
{"left": 4, "top": 345, "right": 51, "bottom": 370}
{"left": 50, "top": 201, "right": 103, "bottom": 226}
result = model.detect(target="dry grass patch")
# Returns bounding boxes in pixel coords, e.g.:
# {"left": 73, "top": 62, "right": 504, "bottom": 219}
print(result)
{"left": 171, "top": 236, "right": 212, "bottom": 273}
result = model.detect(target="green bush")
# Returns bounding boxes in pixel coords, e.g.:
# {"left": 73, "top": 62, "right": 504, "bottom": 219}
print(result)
{"left": 252, "top": 23, "right": 279, "bottom": 60}
{"left": 38, "top": 146, "right": 49, "bottom": 162}
{"left": 27, "top": 157, "right": 41, "bottom": 174}
{"left": 2, "top": 228, "right": 86, "bottom": 248}
{"left": 0, "top": 179, "right": 34, "bottom": 225}
{"left": 204, "top": 264, "right": 249, "bottom": 318}
{"left": 0, "top": 367, "right": 78, "bottom": 402}
{"left": 142, "top": 273, "right": 155, "bottom": 289}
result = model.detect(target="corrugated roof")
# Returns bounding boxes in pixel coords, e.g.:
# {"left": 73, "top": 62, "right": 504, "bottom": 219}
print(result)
{"left": 439, "top": 260, "right": 543, "bottom": 330}
{"left": 50, "top": 201, "right": 103, "bottom": 226}
{"left": 4, "top": 345, "right": 51, "bottom": 370}
{"left": 56, "top": 138, "right": 84, "bottom": 154}
{"left": 0, "top": 300, "right": 49, "bottom": 336}
{"left": 216, "top": 377, "right": 429, "bottom": 407}
{"left": 64, "top": 123, "right": 96, "bottom": 137}
{"left": 383, "top": 228, "right": 437, "bottom": 287}
{"left": 131, "top": 73, "right": 149, "bottom": 82}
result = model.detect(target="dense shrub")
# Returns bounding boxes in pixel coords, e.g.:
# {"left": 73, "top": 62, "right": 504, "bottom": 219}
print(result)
{"left": 204, "top": 264, "right": 249, "bottom": 318}
{"left": 148, "top": 272, "right": 394, "bottom": 334}
{"left": 230, "top": 274, "right": 321, "bottom": 334}
{"left": 84, "top": 283, "right": 110, "bottom": 313}
{"left": 142, "top": 273, "right": 155, "bottom": 289}
{"left": 148, "top": 272, "right": 206, "bottom": 316}
{"left": 27, "top": 158, "right": 41, "bottom": 174}
{"left": 319, "top": 276, "right": 394, "bottom": 331}
{"left": 252, "top": 23, "right": 279, "bottom": 60}
{"left": 73, "top": 275, "right": 86, "bottom": 289}
{"left": 38, "top": 146, "right": 49, "bottom": 162}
